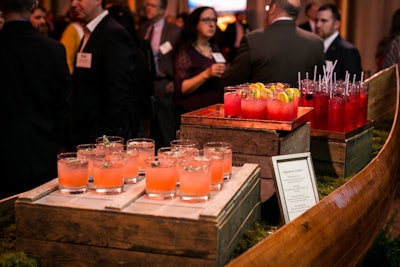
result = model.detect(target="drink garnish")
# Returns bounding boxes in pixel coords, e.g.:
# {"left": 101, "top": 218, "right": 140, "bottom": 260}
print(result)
{"left": 66, "top": 159, "right": 82, "bottom": 165}
{"left": 102, "top": 135, "right": 110, "bottom": 146}
{"left": 151, "top": 161, "right": 160, "bottom": 167}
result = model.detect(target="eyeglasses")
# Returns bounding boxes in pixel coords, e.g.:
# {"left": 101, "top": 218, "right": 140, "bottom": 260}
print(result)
{"left": 199, "top": 17, "right": 218, "bottom": 24}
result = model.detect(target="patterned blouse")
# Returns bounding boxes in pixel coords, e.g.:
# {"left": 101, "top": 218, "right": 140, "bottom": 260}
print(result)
{"left": 173, "top": 42, "right": 224, "bottom": 114}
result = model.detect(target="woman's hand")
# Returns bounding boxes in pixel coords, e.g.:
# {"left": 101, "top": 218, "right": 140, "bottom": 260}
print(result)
{"left": 205, "top": 63, "right": 226, "bottom": 78}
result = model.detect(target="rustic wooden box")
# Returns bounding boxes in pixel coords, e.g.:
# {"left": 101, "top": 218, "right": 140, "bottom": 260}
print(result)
{"left": 15, "top": 164, "right": 261, "bottom": 267}
{"left": 180, "top": 104, "right": 312, "bottom": 201}
{"left": 310, "top": 122, "right": 374, "bottom": 178}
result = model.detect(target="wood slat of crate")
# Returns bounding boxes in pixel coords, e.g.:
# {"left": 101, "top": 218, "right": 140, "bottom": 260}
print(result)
{"left": 310, "top": 122, "right": 374, "bottom": 178}
{"left": 15, "top": 164, "right": 261, "bottom": 267}
{"left": 180, "top": 119, "right": 310, "bottom": 202}
{"left": 181, "top": 104, "right": 313, "bottom": 131}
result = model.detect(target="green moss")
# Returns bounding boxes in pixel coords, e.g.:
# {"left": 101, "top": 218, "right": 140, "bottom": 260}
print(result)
{"left": 362, "top": 211, "right": 400, "bottom": 267}
{"left": 0, "top": 252, "right": 39, "bottom": 267}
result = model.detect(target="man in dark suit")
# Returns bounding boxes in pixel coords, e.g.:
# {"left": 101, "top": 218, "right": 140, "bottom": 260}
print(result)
{"left": 0, "top": 0, "right": 70, "bottom": 198}
{"left": 223, "top": 0, "right": 325, "bottom": 88}
{"left": 138, "top": 0, "right": 181, "bottom": 148}
{"left": 298, "top": 2, "right": 318, "bottom": 33}
{"left": 315, "top": 4, "right": 362, "bottom": 80}
{"left": 68, "top": 0, "right": 138, "bottom": 147}
{"left": 223, "top": 11, "right": 251, "bottom": 63}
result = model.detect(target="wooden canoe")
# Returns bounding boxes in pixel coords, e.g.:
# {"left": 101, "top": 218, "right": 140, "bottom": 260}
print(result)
{"left": 225, "top": 65, "right": 400, "bottom": 267}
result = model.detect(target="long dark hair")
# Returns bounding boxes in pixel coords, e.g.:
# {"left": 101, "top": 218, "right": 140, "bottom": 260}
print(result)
{"left": 175, "top": 6, "right": 218, "bottom": 51}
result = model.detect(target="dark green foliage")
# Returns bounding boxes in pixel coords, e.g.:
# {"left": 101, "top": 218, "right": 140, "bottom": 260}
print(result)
{"left": 362, "top": 212, "right": 400, "bottom": 267}
{"left": 229, "top": 222, "right": 278, "bottom": 260}
{"left": 0, "top": 252, "right": 39, "bottom": 267}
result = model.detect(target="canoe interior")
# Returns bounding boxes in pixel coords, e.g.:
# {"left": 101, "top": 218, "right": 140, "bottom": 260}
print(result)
{"left": 226, "top": 65, "right": 400, "bottom": 267}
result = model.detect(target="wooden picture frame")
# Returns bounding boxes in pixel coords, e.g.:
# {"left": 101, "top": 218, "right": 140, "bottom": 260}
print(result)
{"left": 271, "top": 152, "right": 319, "bottom": 224}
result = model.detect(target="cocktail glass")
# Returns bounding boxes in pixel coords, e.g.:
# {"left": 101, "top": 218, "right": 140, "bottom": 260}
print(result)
{"left": 57, "top": 152, "right": 89, "bottom": 194}
{"left": 313, "top": 90, "right": 329, "bottom": 130}
{"left": 328, "top": 95, "right": 345, "bottom": 132}
{"left": 170, "top": 139, "right": 199, "bottom": 161}
{"left": 126, "top": 138, "right": 155, "bottom": 175}
{"left": 124, "top": 146, "right": 139, "bottom": 184}
{"left": 224, "top": 86, "right": 242, "bottom": 117}
{"left": 344, "top": 89, "right": 358, "bottom": 132}
{"left": 356, "top": 82, "right": 368, "bottom": 127}
{"left": 203, "top": 141, "right": 232, "bottom": 180}
{"left": 76, "top": 143, "right": 103, "bottom": 182}
{"left": 92, "top": 152, "right": 126, "bottom": 194}
{"left": 179, "top": 158, "right": 211, "bottom": 202}
{"left": 144, "top": 156, "right": 177, "bottom": 199}
{"left": 241, "top": 96, "right": 268, "bottom": 120}
{"left": 157, "top": 146, "right": 191, "bottom": 185}
{"left": 95, "top": 135, "right": 124, "bottom": 154}
{"left": 203, "top": 148, "right": 224, "bottom": 191}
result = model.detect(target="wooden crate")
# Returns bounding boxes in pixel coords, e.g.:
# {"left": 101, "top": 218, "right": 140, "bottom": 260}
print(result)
{"left": 180, "top": 104, "right": 312, "bottom": 202}
{"left": 310, "top": 122, "right": 374, "bottom": 178}
{"left": 15, "top": 164, "right": 261, "bottom": 267}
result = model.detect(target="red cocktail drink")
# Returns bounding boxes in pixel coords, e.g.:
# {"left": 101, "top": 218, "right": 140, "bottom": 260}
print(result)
{"left": 328, "top": 96, "right": 345, "bottom": 132}
{"left": 313, "top": 91, "right": 329, "bottom": 130}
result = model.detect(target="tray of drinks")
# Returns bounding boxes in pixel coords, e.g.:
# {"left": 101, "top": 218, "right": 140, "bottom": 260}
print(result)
{"left": 181, "top": 104, "right": 313, "bottom": 131}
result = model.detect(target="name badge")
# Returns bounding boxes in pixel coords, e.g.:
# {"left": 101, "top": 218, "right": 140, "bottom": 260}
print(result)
{"left": 159, "top": 41, "right": 173, "bottom": 55}
{"left": 76, "top": 52, "right": 92, "bottom": 68}
{"left": 212, "top": 52, "right": 226, "bottom": 63}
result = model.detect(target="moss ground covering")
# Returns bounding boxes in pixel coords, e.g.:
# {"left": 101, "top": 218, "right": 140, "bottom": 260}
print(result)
{"left": 1, "top": 119, "right": 398, "bottom": 266}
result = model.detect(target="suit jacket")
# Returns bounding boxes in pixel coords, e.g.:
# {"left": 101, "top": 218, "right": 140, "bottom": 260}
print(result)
{"left": 69, "top": 14, "right": 137, "bottom": 146}
{"left": 325, "top": 35, "right": 363, "bottom": 80}
{"left": 138, "top": 20, "right": 181, "bottom": 81}
{"left": 223, "top": 20, "right": 325, "bottom": 87}
{"left": 299, "top": 21, "right": 312, "bottom": 32}
{"left": 0, "top": 21, "right": 70, "bottom": 190}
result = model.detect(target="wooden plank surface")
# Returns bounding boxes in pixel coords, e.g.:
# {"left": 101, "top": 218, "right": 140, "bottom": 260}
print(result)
{"left": 365, "top": 64, "right": 398, "bottom": 123}
{"left": 310, "top": 121, "right": 374, "bottom": 140}
{"left": 181, "top": 104, "right": 313, "bottom": 131}
{"left": 180, "top": 124, "right": 280, "bottom": 156}
{"left": 17, "top": 237, "right": 216, "bottom": 267}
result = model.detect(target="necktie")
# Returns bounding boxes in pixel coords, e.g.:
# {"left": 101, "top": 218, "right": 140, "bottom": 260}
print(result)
{"left": 145, "top": 24, "right": 154, "bottom": 42}
{"left": 79, "top": 26, "right": 91, "bottom": 52}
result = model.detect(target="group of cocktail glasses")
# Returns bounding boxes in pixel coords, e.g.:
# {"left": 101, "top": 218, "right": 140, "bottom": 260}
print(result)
{"left": 57, "top": 136, "right": 233, "bottom": 203}
{"left": 300, "top": 78, "right": 368, "bottom": 132}
{"left": 224, "top": 82, "right": 300, "bottom": 121}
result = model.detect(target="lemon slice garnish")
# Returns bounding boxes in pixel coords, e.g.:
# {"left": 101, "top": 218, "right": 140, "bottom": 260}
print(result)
{"left": 277, "top": 91, "right": 291, "bottom": 103}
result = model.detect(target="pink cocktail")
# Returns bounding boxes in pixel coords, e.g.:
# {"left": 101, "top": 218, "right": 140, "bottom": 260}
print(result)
{"left": 124, "top": 148, "right": 139, "bottom": 184}
{"left": 224, "top": 87, "right": 241, "bottom": 117}
{"left": 203, "top": 149, "right": 224, "bottom": 191}
{"left": 204, "top": 142, "right": 232, "bottom": 180}
{"left": 145, "top": 156, "right": 177, "bottom": 199}
{"left": 241, "top": 97, "right": 268, "bottom": 120}
{"left": 126, "top": 138, "right": 155, "bottom": 174}
{"left": 92, "top": 152, "right": 125, "bottom": 194}
{"left": 267, "top": 99, "right": 296, "bottom": 121}
{"left": 179, "top": 159, "right": 211, "bottom": 202}
{"left": 328, "top": 96, "right": 345, "bottom": 132}
{"left": 57, "top": 152, "right": 89, "bottom": 194}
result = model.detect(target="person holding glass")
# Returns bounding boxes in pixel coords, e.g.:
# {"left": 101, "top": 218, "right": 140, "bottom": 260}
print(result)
{"left": 173, "top": 6, "right": 226, "bottom": 126}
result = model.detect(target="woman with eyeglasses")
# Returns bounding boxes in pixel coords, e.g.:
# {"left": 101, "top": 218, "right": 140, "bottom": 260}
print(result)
{"left": 173, "top": 6, "right": 226, "bottom": 122}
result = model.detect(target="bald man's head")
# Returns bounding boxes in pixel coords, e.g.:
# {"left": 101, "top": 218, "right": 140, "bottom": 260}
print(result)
{"left": 274, "top": 0, "right": 301, "bottom": 19}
